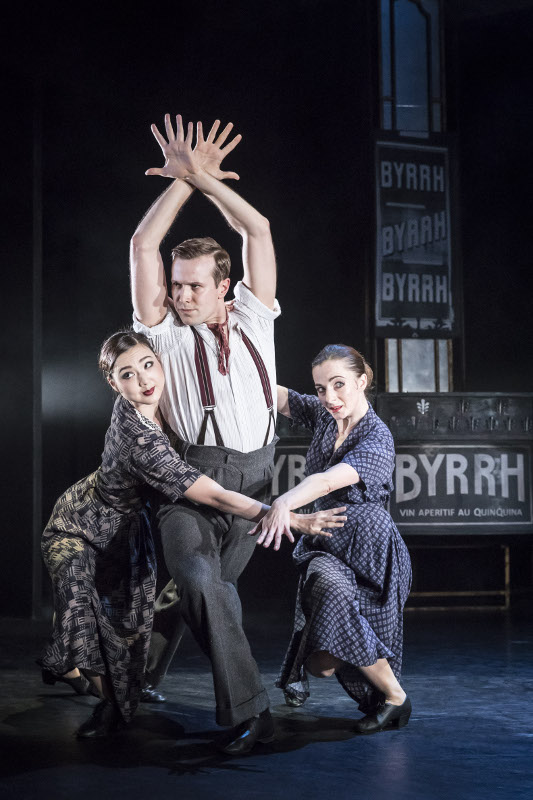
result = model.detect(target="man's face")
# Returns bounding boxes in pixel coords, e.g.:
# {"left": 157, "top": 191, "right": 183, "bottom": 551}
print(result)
{"left": 171, "top": 255, "right": 228, "bottom": 325}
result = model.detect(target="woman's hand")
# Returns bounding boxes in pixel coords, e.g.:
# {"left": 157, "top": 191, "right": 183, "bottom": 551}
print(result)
{"left": 248, "top": 500, "right": 294, "bottom": 551}
{"left": 248, "top": 502, "right": 347, "bottom": 550}
{"left": 291, "top": 507, "right": 347, "bottom": 537}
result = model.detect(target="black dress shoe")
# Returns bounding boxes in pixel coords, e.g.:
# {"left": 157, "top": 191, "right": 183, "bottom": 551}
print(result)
{"left": 217, "top": 709, "right": 275, "bottom": 756}
{"left": 354, "top": 696, "right": 412, "bottom": 735}
{"left": 41, "top": 668, "right": 91, "bottom": 696}
{"left": 76, "top": 700, "right": 122, "bottom": 739}
{"left": 140, "top": 685, "right": 167, "bottom": 703}
{"left": 283, "top": 686, "right": 308, "bottom": 708}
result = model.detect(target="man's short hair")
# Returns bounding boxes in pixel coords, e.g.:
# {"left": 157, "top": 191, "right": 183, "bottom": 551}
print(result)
{"left": 171, "top": 237, "right": 231, "bottom": 287}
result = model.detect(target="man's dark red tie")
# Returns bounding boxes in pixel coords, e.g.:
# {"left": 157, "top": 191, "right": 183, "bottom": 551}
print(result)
{"left": 207, "top": 322, "right": 230, "bottom": 375}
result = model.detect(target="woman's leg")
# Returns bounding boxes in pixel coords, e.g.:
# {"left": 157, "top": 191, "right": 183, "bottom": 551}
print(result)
{"left": 305, "top": 651, "right": 344, "bottom": 678}
{"left": 297, "top": 559, "right": 407, "bottom": 712}
{"left": 353, "top": 659, "right": 411, "bottom": 733}
{"left": 42, "top": 539, "right": 112, "bottom": 698}
{"left": 306, "top": 653, "right": 405, "bottom": 706}
{"left": 357, "top": 659, "right": 406, "bottom": 705}
{"left": 83, "top": 672, "right": 113, "bottom": 700}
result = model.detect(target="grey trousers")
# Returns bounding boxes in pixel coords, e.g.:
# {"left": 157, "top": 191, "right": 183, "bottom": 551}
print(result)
{"left": 148, "top": 437, "right": 276, "bottom": 727}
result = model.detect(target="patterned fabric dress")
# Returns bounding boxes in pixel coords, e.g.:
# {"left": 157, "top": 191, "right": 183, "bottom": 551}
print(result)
{"left": 277, "top": 390, "right": 412, "bottom": 713}
{"left": 40, "top": 395, "right": 201, "bottom": 721}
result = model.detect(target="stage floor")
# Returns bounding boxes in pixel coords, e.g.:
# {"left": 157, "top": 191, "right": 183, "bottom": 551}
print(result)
{"left": 0, "top": 610, "right": 532, "bottom": 800}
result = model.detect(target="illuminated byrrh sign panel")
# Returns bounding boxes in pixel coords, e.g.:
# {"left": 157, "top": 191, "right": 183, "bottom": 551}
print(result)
{"left": 390, "top": 444, "right": 532, "bottom": 532}
{"left": 274, "top": 395, "right": 533, "bottom": 533}
{"left": 375, "top": 141, "right": 454, "bottom": 337}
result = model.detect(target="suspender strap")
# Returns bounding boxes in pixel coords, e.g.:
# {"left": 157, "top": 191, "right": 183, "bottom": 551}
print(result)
{"left": 240, "top": 330, "right": 276, "bottom": 447}
{"left": 191, "top": 327, "right": 216, "bottom": 408}
{"left": 191, "top": 327, "right": 224, "bottom": 446}
{"left": 240, "top": 331, "right": 274, "bottom": 408}
{"left": 262, "top": 408, "right": 276, "bottom": 448}
{"left": 191, "top": 325, "right": 275, "bottom": 448}
{"left": 198, "top": 408, "right": 224, "bottom": 447}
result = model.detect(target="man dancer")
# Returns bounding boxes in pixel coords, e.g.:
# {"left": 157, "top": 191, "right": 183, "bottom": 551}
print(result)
{"left": 130, "top": 114, "right": 284, "bottom": 755}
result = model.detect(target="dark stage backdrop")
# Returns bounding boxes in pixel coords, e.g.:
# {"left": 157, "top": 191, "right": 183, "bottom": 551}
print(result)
{"left": 2, "top": 1, "right": 532, "bottom": 617}
{"left": 458, "top": 7, "right": 533, "bottom": 392}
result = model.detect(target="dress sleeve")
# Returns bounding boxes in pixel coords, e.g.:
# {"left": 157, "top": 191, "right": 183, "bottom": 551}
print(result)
{"left": 128, "top": 428, "right": 202, "bottom": 501}
{"left": 342, "top": 431, "right": 395, "bottom": 491}
{"left": 287, "top": 389, "right": 322, "bottom": 432}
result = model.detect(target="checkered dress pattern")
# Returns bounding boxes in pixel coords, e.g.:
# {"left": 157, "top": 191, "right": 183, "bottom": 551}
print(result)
{"left": 40, "top": 395, "right": 201, "bottom": 721}
{"left": 277, "top": 390, "right": 412, "bottom": 712}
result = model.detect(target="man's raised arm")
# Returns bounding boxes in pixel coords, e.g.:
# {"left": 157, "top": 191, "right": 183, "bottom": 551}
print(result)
{"left": 151, "top": 118, "right": 276, "bottom": 310}
{"left": 130, "top": 179, "right": 194, "bottom": 327}
{"left": 130, "top": 115, "right": 242, "bottom": 327}
{"left": 186, "top": 122, "right": 276, "bottom": 309}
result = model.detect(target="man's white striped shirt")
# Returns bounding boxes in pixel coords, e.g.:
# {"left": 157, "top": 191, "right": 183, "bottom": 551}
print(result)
{"left": 133, "top": 281, "right": 280, "bottom": 453}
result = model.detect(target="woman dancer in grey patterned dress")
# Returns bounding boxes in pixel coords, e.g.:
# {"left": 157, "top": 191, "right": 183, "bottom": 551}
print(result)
{"left": 40, "top": 331, "right": 344, "bottom": 739}
{"left": 250, "top": 344, "right": 412, "bottom": 734}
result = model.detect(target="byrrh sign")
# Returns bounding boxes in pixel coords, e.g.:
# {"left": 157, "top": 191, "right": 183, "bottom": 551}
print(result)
{"left": 390, "top": 444, "right": 532, "bottom": 531}
{"left": 375, "top": 141, "right": 454, "bottom": 337}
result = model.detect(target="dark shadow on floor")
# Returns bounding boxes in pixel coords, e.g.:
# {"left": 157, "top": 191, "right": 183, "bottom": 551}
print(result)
{"left": 0, "top": 692, "right": 385, "bottom": 779}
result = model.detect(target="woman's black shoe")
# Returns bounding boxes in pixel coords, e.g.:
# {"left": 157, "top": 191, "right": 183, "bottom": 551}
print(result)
{"left": 354, "top": 696, "right": 412, "bottom": 735}
{"left": 76, "top": 700, "right": 122, "bottom": 739}
{"left": 41, "top": 668, "right": 91, "bottom": 696}
{"left": 283, "top": 687, "right": 308, "bottom": 708}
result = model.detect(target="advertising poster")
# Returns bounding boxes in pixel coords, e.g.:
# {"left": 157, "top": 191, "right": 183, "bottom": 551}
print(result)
{"left": 390, "top": 443, "right": 532, "bottom": 532}
{"left": 375, "top": 141, "right": 454, "bottom": 337}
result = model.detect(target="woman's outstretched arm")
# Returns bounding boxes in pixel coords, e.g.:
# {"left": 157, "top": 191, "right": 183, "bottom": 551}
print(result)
{"left": 184, "top": 475, "right": 268, "bottom": 521}
{"left": 249, "top": 463, "right": 357, "bottom": 549}
{"left": 184, "top": 475, "right": 346, "bottom": 549}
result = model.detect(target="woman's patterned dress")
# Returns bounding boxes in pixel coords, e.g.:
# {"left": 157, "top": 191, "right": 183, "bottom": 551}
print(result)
{"left": 277, "top": 390, "right": 412, "bottom": 713}
{"left": 39, "top": 395, "right": 201, "bottom": 721}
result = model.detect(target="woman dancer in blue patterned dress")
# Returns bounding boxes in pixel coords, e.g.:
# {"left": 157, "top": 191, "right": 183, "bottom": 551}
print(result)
{"left": 250, "top": 344, "right": 412, "bottom": 734}
{"left": 40, "top": 330, "right": 342, "bottom": 739}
